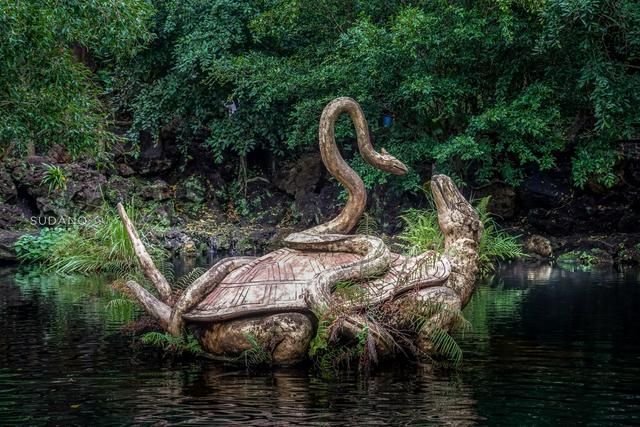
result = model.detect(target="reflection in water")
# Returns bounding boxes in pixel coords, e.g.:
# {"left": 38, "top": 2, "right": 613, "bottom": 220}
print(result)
{"left": 1, "top": 263, "right": 640, "bottom": 424}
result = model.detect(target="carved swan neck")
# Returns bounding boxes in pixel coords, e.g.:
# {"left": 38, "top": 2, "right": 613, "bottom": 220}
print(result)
{"left": 307, "top": 97, "right": 407, "bottom": 235}
{"left": 307, "top": 98, "right": 367, "bottom": 235}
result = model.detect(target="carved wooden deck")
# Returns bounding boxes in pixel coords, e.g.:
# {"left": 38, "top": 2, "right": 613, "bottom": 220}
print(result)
{"left": 184, "top": 248, "right": 450, "bottom": 322}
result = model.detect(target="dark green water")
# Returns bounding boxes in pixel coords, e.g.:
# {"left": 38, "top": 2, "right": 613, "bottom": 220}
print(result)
{"left": 1, "top": 263, "right": 640, "bottom": 425}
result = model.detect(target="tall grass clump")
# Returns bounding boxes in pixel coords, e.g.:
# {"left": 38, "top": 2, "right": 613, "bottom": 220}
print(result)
{"left": 400, "top": 194, "right": 524, "bottom": 275}
{"left": 14, "top": 203, "right": 167, "bottom": 275}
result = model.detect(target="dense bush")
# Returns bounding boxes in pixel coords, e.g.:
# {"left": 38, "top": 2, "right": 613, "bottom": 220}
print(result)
{"left": 116, "top": 0, "right": 640, "bottom": 189}
{"left": 0, "top": 0, "right": 153, "bottom": 157}
{"left": 4, "top": 1, "right": 638, "bottom": 190}
{"left": 14, "top": 204, "right": 167, "bottom": 275}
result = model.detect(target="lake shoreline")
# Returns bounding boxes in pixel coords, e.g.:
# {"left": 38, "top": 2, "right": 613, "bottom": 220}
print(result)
{"left": 1, "top": 155, "right": 639, "bottom": 268}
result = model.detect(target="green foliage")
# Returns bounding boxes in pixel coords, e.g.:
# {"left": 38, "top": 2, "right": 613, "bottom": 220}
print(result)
{"left": 14, "top": 228, "right": 68, "bottom": 264}
{"left": 140, "top": 331, "right": 203, "bottom": 356}
{"left": 114, "top": 0, "right": 640, "bottom": 189}
{"left": 474, "top": 197, "right": 526, "bottom": 275}
{"left": 237, "top": 333, "right": 273, "bottom": 368}
{"left": 14, "top": 202, "right": 167, "bottom": 275}
{"left": 407, "top": 301, "right": 471, "bottom": 367}
{"left": 0, "top": 0, "right": 153, "bottom": 157}
{"left": 399, "top": 195, "right": 524, "bottom": 275}
{"left": 556, "top": 248, "right": 610, "bottom": 271}
{"left": 105, "top": 298, "right": 137, "bottom": 322}
{"left": 399, "top": 208, "right": 443, "bottom": 253}
{"left": 174, "top": 267, "right": 206, "bottom": 290}
{"left": 356, "top": 212, "right": 380, "bottom": 236}
{"left": 308, "top": 306, "right": 333, "bottom": 358}
{"left": 41, "top": 163, "right": 67, "bottom": 193}
{"left": 426, "top": 328, "right": 465, "bottom": 367}
{"left": 309, "top": 281, "right": 472, "bottom": 372}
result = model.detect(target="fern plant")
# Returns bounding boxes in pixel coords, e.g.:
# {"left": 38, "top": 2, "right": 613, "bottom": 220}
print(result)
{"left": 174, "top": 268, "right": 206, "bottom": 290}
{"left": 140, "top": 331, "right": 203, "bottom": 356}
{"left": 237, "top": 333, "right": 272, "bottom": 368}
{"left": 399, "top": 195, "right": 524, "bottom": 275}
{"left": 105, "top": 298, "right": 137, "bottom": 321}
{"left": 407, "top": 300, "right": 471, "bottom": 367}
{"left": 356, "top": 212, "right": 380, "bottom": 236}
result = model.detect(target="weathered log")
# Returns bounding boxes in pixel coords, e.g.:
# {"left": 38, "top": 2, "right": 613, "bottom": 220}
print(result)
{"left": 125, "top": 279, "right": 171, "bottom": 330}
{"left": 117, "top": 203, "right": 173, "bottom": 303}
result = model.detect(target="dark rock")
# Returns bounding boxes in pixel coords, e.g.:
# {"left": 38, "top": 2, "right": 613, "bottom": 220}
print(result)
{"left": 141, "top": 179, "right": 173, "bottom": 201}
{"left": 523, "top": 234, "right": 553, "bottom": 257}
{"left": 47, "top": 144, "right": 72, "bottom": 163}
{"left": 35, "top": 196, "right": 69, "bottom": 218}
{"left": 0, "top": 203, "right": 31, "bottom": 230}
{"left": 245, "top": 228, "right": 276, "bottom": 251}
{"left": 274, "top": 153, "right": 324, "bottom": 197}
{"left": 153, "top": 202, "right": 176, "bottom": 227}
{"left": 0, "top": 230, "right": 30, "bottom": 262}
{"left": 25, "top": 155, "right": 53, "bottom": 166}
{"left": 474, "top": 183, "right": 517, "bottom": 219}
{"left": 618, "top": 212, "right": 640, "bottom": 233}
{"left": 176, "top": 175, "right": 206, "bottom": 204}
{"left": 11, "top": 160, "right": 48, "bottom": 199}
{"left": 0, "top": 167, "right": 17, "bottom": 202}
{"left": 126, "top": 131, "right": 177, "bottom": 175}
{"left": 526, "top": 208, "right": 575, "bottom": 235}
{"left": 117, "top": 163, "right": 136, "bottom": 177}
{"left": 66, "top": 163, "right": 107, "bottom": 211}
{"left": 293, "top": 183, "right": 340, "bottom": 228}
{"left": 520, "top": 172, "right": 571, "bottom": 210}
{"left": 5, "top": 160, "right": 106, "bottom": 218}
{"left": 135, "top": 159, "right": 175, "bottom": 175}
{"left": 161, "top": 230, "right": 197, "bottom": 255}
{"left": 104, "top": 175, "right": 137, "bottom": 203}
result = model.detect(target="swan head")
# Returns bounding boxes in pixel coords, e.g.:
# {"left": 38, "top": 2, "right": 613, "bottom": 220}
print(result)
{"left": 378, "top": 148, "right": 408, "bottom": 175}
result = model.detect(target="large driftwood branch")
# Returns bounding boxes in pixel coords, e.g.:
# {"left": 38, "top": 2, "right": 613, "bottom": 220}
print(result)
{"left": 125, "top": 280, "right": 172, "bottom": 329}
{"left": 117, "top": 203, "right": 173, "bottom": 303}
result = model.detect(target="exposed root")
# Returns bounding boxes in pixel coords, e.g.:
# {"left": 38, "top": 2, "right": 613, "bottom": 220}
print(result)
{"left": 117, "top": 202, "right": 255, "bottom": 337}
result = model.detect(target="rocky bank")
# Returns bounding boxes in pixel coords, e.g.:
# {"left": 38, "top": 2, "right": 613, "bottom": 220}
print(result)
{"left": 1, "top": 143, "right": 640, "bottom": 267}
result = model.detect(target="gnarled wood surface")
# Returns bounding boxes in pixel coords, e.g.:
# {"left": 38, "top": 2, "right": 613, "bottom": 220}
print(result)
{"left": 183, "top": 248, "right": 450, "bottom": 323}
{"left": 116, "top": 97, "right": 482, "bottom": 365}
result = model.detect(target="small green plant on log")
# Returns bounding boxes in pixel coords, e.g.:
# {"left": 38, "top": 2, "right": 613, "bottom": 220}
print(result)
{"left": 237, "top": 333, "right": 273, "bottom": 368}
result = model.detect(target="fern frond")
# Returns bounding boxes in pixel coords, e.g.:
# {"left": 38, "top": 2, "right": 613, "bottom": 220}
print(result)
{"left": 426, "top": 327, "right": 464, "bottom": 367}
{"left": 175, "top": 267, "right": 206, "bottom": 290}
{"left": 238, "top": 333, "right": 272, "bottom": 367}
{"left": 357, "top": 212, "right": 380, "bottom": 236}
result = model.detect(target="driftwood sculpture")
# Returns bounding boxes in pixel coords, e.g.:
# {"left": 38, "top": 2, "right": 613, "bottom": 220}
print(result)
{"left": 118, "top": 97, "right": 482, "bottom": 364}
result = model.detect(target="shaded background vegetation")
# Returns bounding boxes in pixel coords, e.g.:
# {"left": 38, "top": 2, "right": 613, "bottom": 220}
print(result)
{"left": 1, "top": 0, "right": 639, "bottom": 191}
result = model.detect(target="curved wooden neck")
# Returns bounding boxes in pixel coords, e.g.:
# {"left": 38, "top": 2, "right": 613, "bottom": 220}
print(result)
{"left": 308, "top": 98, "right": 369, "bottom": 235}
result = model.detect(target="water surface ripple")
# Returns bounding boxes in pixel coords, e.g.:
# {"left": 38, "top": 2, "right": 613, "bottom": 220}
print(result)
{"left": 1, "top": 264, "right": 640, "bottom": 425}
